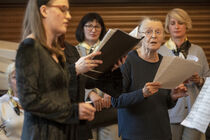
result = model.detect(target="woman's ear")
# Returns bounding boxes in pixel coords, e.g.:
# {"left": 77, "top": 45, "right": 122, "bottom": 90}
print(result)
{"left": 40, "top": 5, "right": 48, "bottom": 18}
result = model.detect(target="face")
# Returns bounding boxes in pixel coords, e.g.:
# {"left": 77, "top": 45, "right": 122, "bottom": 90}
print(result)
{"left": 10, "top": 71, "right": 17, "bottom": 97}
{"left": 168, "top": 18, "right": 187, "bottom": 39}
{"left": 139, "top": 20, "right": 164, "bottom": 51}
{"left": 43, "top": 0, "right": 71, "bottom": 36}
{"left": 84, "top": 20, "right": 102, "bottom": 44}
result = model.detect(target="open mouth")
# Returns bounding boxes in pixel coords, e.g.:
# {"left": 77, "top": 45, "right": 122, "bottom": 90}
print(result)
{"left": 150, "top": 41, "right": 157, "bottom": 44}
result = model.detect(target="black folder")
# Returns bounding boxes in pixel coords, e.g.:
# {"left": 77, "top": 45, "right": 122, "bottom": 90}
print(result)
{"left": 83, "top": 29, "right": 144, "bottom": 79}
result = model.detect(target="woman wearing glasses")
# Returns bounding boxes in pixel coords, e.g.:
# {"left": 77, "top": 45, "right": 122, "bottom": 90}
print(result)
{"left": 111, "top": 17, "right": 188, "bottom": 140}
{"left": 74, "top": 12, "right": 121, "bottom": 140}
{"left": 15, "top": 0, "right": 119, "bottom": 140}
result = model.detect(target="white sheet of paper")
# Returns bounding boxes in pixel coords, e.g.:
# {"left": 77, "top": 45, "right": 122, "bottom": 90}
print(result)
{"left": 181, "top": 77, "right": 210, "bottom": 133}
{"left": 153, "top": 56, "right": 201, "bottom": 89}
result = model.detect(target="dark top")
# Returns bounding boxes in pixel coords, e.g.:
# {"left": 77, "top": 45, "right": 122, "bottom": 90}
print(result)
{"left": 64, "top": 42, "right": 123, "bottom": 140}
{"left": 16, "top": 39, "right": 79, "bottom": 140}
{"left": 111, "top": 50, "right": 176, "bottom": 140}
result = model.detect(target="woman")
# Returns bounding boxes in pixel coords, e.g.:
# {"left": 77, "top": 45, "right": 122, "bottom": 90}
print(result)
{"left": 158, "top": 8, "right": 210, "bottom": 140}
{"left": 74, "top": 12, "right": 121, "bottom": 140}
{"left": 0, "top": 63, "right": 23, "bottom": 140}
{"left": 15, "top": 0, "right": 106, "bottom": 139}
{"left": 111, "top": 17, "right": 187, "bottom": 140}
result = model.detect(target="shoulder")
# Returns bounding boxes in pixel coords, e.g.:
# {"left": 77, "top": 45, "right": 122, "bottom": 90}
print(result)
{"left": 127, "top": 50, "right": 137, "bottom": 60}
{"left": 190, "top": 43, "right": 204, "bottom": 51}
{"left": 0, "top": 94, "right": 9, "bottom": 103}
{"left": 121, "top": 50, "right": 137, "bottom": 70}
{"left": 17, "top": 38, "right": 40, "bottom": 55}
{"left": 158, "top": 45, "right": 174, "bottom": 56}
{"left": 19, "top": 38, "right": 36, "bottom": 49}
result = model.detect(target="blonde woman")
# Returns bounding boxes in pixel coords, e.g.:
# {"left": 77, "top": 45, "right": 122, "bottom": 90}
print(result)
{"left": 0, "top": 63, "right": 23, "bottom": 140}
{"left": 159, "top": 8, "right": 210, "bottom": 140}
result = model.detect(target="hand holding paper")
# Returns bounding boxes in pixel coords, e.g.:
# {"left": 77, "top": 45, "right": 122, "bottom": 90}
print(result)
{"left": 170, "top": 84, "right": 188, "bottom": 101}
{"left": 153, "top": 56, "right": 201, "bottom": 89}
{"left": 181, "top": 77, "right": 210, "bottom": 133}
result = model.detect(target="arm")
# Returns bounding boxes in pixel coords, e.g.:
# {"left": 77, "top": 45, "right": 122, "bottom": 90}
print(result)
{"left": 111, "top": 60, "right": 145, "bottom": 108}
{"left": 111, "top": 88, "right": 144, "bottom": 108}
{"left": 188, "top": 47, "right": 210, "bottom": 88}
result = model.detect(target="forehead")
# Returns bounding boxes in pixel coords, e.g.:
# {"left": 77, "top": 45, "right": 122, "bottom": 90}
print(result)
{"left": 86, "top": 19, "right": 100, "bottom": 25}
{"left": 141, "top": 20, "right": 163, "bottom": 30}
{"left": 50, "top": 0, "right": 69, "bottom": 6}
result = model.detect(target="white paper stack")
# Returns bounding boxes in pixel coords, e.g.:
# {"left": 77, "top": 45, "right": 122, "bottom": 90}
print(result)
{"left": 0, "top": 40, "right": 18, "bottom": 90}
{"left": 181, "top": 77, "right": 210, "bottom": 133}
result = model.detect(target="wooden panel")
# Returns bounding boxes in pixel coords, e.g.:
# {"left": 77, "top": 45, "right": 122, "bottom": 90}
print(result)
{"left": 0, "top": 3, "right": 210, "bottom": 65}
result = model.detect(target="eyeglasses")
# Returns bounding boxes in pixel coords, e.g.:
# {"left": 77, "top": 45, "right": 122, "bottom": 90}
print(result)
{"left": 47, "top": 5, "right": 70, "bottom": 15}
{"left": 138, "top": 29, "right": 162, "bottom": 37}
{"left": 84, "top": 24, "right": 102, "bottom": 32}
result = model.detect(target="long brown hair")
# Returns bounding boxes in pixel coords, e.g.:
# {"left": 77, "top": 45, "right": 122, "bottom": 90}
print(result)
{"left": 22, "top": 0, "right": 66, "bottom": 62}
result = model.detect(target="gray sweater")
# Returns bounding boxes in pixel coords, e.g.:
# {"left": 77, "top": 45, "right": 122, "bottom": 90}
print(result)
{"left": 158, "top": 43, "right": 210, "bottom": 123}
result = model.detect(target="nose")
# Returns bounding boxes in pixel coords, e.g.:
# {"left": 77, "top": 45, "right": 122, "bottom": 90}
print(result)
{"left": 66, "top": 11, "right": 72, "bottom": 21}
{"left": 175, "top": 23, "right": 179, "bottom": 28}
{"left": 151, "top": 31, "right": 157, "bottom": 38}
{"left": 91, "top": 27, "right": 97, "bottom": 32}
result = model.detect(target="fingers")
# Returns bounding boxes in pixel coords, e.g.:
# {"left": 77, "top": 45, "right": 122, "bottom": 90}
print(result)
{"left": 143, "top": 82, "right": 161, "bottom": 97}
{"left": 93, "top": 99, "right": 103, "bottom": 111}
{"left": 86, "top": 51, "right": 102, "bottom": 59}
{"left": 111, "top": 55, "right": 127, "bottom": 71}
{"left": 171, "top": 84, "right": 188, "bottom": 100}
{"left": 102, "top": 94, "right": 111, "bottom": 108}
{"left": 79, "top": 103, "right": 96, "bottom": 121}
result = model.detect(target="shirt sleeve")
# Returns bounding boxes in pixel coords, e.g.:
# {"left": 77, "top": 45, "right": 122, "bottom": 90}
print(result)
{"left": 111, "top": 60, "right": 145, "bottom": 108}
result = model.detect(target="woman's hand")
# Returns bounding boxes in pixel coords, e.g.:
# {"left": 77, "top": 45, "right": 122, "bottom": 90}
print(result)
{"left": 142, "top": 82, "right": 161, "bottom": 98}
{"left": 89, "top": 91, "right": 103, "bottom": 111}
{"left": 112, "top": 55, "right": 127, "bottom": 71}
{"left": 189, "top": 73, "right": 204, "bottom": 87}
{"left": 171, "top": 83, "right": 188, "bottom": 101}
{"left": 79, "top": 102, "right": 96, "bottom": 121}
{"left": 102, "top": 94, "right": 111, "bottom": 109}
{"left": 75, "top": 51, "right": 103, "bottom": 75}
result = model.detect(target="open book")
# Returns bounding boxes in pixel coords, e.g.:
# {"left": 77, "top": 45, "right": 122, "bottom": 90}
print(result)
{"left": 83, "top": 29, "right": 144, "bottom": 79}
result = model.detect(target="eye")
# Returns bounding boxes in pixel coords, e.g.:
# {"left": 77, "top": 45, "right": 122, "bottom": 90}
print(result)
{"left": 156, "top": 30, "right": 161, "bottom": 35}
{"left": 60, "top": 6, "right": 68, "bottom": 13}
{"left": 146, "top": 30, "right": 152, "bottom": 35}
{"left": 170, "top": 21, "right": 175, "bottom": 25}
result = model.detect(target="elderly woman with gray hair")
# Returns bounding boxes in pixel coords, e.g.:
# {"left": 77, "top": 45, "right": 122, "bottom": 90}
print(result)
{"left": 0, "top": 62, "right": 24, "bottom": 140}
{"left": 158, "top": 8, "right": 210, "bottom": 140}
{"left": 112, "top": 17, "right": 188, "bottom": 140}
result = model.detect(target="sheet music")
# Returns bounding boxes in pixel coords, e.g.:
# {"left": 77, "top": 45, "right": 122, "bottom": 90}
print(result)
{"left": 153, "top": 56, "right": 201, "bottom": 89}
{"left": 181, "top": 77, "right": 210, "bottom": 133}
